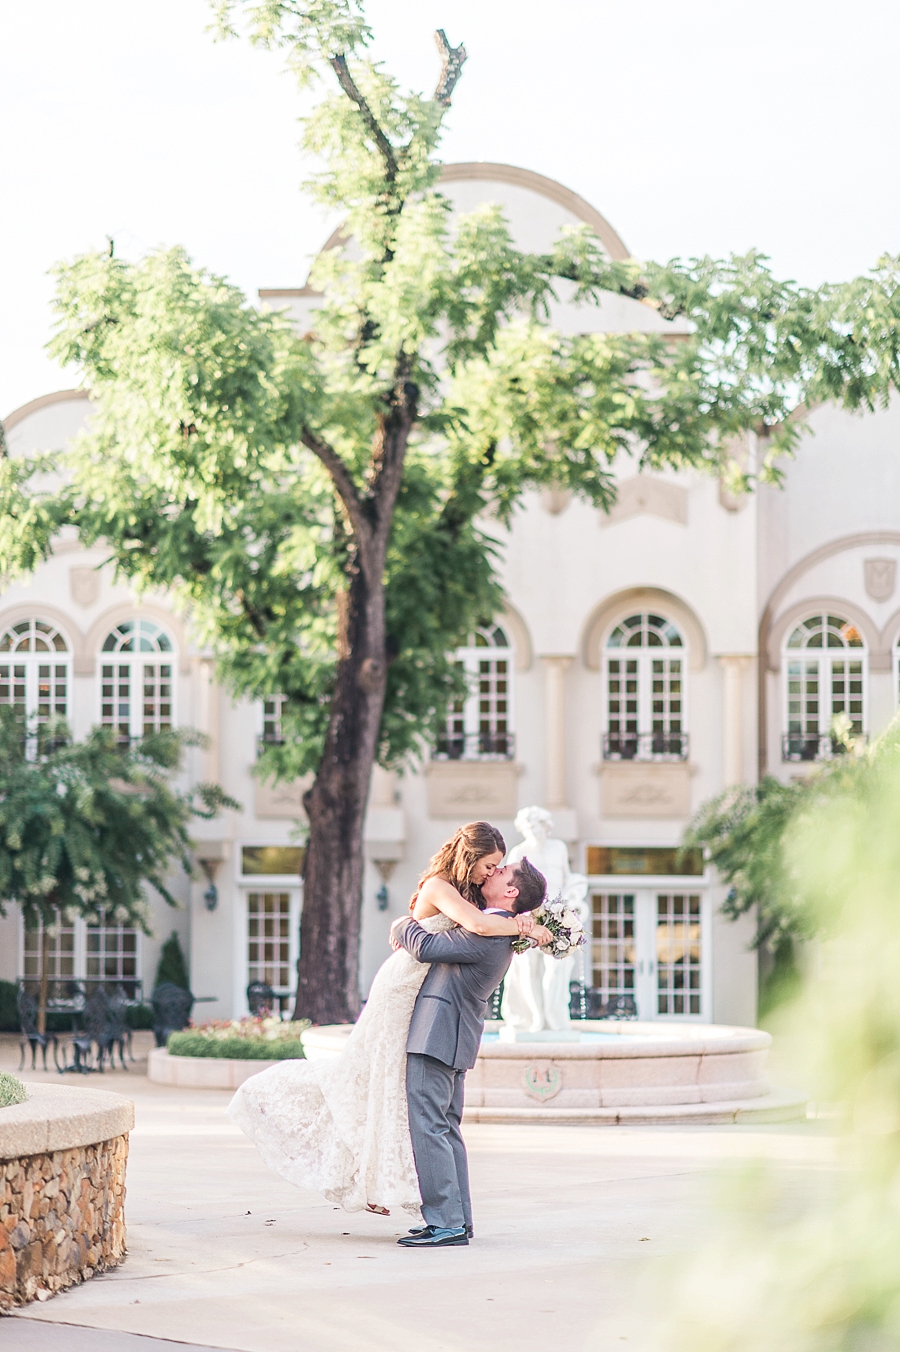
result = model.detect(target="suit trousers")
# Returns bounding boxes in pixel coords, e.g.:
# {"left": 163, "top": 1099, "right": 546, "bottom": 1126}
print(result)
{"left": 405, "top": 1052, "right": 472, "bottom": 1232}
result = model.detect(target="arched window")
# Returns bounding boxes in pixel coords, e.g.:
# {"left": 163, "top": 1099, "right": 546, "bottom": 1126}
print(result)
{"left": 603, "top": 613, "right": 687, "bottom": 760}
{"left": 100, "top": 619, "right": 174, "bottom": 744}
{"left": 436, "top": 623, "right": 514, "bottom": 760}
{"left": 784, "top": 612, "right": 865, "bottom": 761}
{"left": 0, "top": 618, "right": 70, "bottom": 727}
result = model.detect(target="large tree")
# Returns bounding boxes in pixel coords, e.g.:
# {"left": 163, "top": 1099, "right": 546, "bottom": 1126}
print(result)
{"left": 2, "top": 1, "right": 899, "bottom": 1022}
{"left": 0, "top": 713, "right": 233, "bottom": 1031}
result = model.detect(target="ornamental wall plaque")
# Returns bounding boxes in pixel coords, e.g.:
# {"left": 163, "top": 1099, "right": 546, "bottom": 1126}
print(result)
{"left": 523, "top": 1062, "right": 562, "bottom": 1102}
{"left": 864, "top": 558, "right": 896, "bottom": 602}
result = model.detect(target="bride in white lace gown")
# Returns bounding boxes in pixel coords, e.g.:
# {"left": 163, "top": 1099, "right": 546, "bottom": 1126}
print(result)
{"left": 227, "top": 822, "right": 542, "bottom": 1216}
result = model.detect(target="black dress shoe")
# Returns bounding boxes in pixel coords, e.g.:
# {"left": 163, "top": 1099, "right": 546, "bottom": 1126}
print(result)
{"left": 397, "top": 1225, "right": 468, "bottom": 1248}
{"left": 409, "top": 1223, "right": 474, "bottom": 1239}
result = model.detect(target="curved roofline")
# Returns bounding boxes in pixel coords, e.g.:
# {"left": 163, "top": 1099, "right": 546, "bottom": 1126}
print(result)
{"left": 3, "top": 388, "right": 90, "bottom": 432}
{"left": 439, "top": 163, "right": 630, "bottom": 260}
{"left": 259, "top": 161, "right": 630, "bottom": 300}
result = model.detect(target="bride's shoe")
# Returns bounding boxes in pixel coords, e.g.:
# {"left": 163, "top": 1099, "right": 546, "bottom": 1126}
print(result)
{"left": 366, "top": 1204, "right": 390, "bottom": 1216}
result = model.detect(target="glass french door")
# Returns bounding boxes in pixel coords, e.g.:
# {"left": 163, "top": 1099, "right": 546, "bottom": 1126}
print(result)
{"left": 243, "top": 888, "right": 301, "bottom": 1011}
{"left": 590, "top": 888, "right": 709, "bottom": 1020}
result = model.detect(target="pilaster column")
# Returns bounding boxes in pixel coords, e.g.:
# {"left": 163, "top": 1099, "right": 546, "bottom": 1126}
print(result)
{"left": 719, "top": 655, "right": 752, "bottom": 786}
{"left": 198, "top": 658, "right": 219, "bottom": 784}
{"left": 541, "top": 656, "right": 573, "bottom": 809}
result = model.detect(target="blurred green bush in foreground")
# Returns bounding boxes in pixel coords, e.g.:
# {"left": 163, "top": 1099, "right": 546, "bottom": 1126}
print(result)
{"left": 664, "top": 719, "right": 900, "bottom": 1350}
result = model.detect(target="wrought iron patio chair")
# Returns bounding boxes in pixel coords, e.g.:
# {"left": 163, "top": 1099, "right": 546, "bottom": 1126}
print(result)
{"left": 246, "top": 981, "right": 277, "bottom": 1016}
{"left": 151, "top": 982, "right": 195, "bottom": 1047}
{"left": 105, "top": 985, "right": 132, "bottom": 1069}
{"left": 59, "top": 986, "right": 116, "bottom": 1073}
{"left": 602, "top": 993, "right": 638, "bottom": 1020}
{"left": 16, "top": 987, "right": 59, "bottom": 1071}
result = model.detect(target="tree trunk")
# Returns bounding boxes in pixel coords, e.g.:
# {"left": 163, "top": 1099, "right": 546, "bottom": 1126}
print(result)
{"left": 37, "top": 921, "right": 50, "bottom": 1037}
{"left": 293, "top": 397, "right": 414, "bottom": 1025}
{"left": 293, "top": 564, "right": 388, "bottom": 1024}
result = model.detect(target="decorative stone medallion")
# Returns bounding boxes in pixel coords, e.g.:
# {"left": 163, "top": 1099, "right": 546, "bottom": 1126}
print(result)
{"left": 523, "top": 1062, "right": 562, "bottom": 1103}
{"left": 69, "top": 566, "right": 101, "bottom": 608}
{"left": 864, "top": 558, "right": 896, "bottom": 602}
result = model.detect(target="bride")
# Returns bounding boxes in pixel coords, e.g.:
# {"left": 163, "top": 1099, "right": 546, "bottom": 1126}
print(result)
{"left": 227, "top": 821, "right": 549, "bottom": 1216}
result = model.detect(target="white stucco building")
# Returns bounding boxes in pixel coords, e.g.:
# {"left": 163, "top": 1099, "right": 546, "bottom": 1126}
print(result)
{"left": 2, "top": 164, "right": 897, "bottom": 1029}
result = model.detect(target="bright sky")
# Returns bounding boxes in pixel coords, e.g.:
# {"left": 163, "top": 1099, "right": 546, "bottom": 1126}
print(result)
{"left": 2, "top": 0, "right": 899, "bottom": 417}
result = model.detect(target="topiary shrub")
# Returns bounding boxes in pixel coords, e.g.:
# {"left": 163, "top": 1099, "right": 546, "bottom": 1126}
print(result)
{"left": 155, "top": 931, "right": 190, "bottom": 990}
{"left": 0, "top": 1072, "right": 27, "bottom": 1108}
{"left": 167, "top": 1016, "right": 308, "bottom": 1060}
{"left": 125, "top": 1002, "right": 155, "bottom": 1030}
{"left": 0, "top": 980, "right": 17, "bottom": 1032}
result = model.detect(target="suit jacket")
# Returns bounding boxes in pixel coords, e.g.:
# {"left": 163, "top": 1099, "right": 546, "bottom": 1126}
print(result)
{"left": 392, "top": 915, "right": 515, "bottom": 1071}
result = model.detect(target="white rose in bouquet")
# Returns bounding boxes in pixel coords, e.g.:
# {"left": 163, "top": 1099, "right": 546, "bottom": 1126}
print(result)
{"left": 562, "top": 909, "right": 583, "bottom": 931}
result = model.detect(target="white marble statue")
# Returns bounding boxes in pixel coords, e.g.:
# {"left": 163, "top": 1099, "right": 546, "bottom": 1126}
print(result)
{"left": 501, "top": 806, "right": 590, "bottom": 1032}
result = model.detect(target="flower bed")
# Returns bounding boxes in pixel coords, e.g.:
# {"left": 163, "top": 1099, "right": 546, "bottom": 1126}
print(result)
{"left": 167, "top": 1016, "right": 309, "bottom": 1060}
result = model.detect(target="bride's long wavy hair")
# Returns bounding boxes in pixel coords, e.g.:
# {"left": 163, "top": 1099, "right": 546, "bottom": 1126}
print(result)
{"left": 409, "top": 821, "right": 507, "bottom": 912}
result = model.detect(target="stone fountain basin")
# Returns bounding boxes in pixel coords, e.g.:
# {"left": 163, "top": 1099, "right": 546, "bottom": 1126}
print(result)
{"left": 473, "top": 1020, "right": 771, "bottom": 1108}
{"left": 301, "top": 1020, "right": 806, "bottom": 1124}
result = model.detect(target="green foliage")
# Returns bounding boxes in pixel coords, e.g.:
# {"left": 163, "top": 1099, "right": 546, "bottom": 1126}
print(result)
{"left": 658, "top": 729, "right": 900, "bottom": 1351}
{"left": 167, "top": 1032, "right": 305, "bottom": 1059}
{"left": 0, "top": 709, "right": 238, "bottom": 933}
{"left": 154, "top": 932, "right": 190, "bottom": 991}
{"left": 0, "top": 980, "right": 17, "bottom": 1033}
{"left": 756, "top": 934, "right": 802, "bottom": 1023}
{"left": 683, "top": 721, "right": 883, "bottom": 945}
{"left": 0, "top": 1072, "right": 27, "bottom": 1108}
{"left": 125, "top": 1003, "right": 155, "bottom": 1031}
{"left": 167, "top": 1016, "right": 309, "bottom": 1059}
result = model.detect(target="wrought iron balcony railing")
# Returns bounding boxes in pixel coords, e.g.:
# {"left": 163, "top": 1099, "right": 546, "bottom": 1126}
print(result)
{"left": 432, "top": 731, "right": 516, "bottom": 761}
{"left": 602, "top": 732, "right": 689, "bottom": 762}
{"left": 781, "top": 733, "right": 862, "bottom": 763}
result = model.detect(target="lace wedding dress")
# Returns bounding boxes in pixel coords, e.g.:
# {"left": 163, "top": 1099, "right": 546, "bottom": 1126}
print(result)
{"left": 227, "top": 913, "right": 455, "bottom": 1215}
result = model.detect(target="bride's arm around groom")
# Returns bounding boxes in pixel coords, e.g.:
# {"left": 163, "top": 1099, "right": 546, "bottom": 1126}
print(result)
{"left": 390, "top": 858, "right": 548, "bottom": 1248}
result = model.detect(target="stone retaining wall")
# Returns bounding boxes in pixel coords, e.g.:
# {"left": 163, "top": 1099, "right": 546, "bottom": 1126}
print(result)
{"left": 1, "top": 1135, "right": 128, "bottom": 1309}
{"left": 0, "top": 1083, "right": 134, "bottom": 1311}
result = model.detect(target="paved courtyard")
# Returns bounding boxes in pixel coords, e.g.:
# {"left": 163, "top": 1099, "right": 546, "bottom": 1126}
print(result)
{"left": 1, "top": 1035, "right": 833, "bottom": 1352}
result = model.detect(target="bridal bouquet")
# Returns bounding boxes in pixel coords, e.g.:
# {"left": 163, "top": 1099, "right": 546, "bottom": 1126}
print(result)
{"left": 512, "top": 895, "right": 586, "bottom": 959}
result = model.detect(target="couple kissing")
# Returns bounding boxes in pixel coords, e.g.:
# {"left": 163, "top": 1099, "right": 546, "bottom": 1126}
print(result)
{"left": 228, "top": 821, "right": 550, "bottom": 1248}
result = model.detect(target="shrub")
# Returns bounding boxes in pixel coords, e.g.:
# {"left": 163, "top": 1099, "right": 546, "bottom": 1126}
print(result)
{"left": 155, "top": 931, "right": 189, "bottom": 990}
{"left": 0, "top": 981, "right": 17, "bottom": 1032}
{"left": 125, "top": 1002, "right": 155, "bottom": 1030}
{"left": 167, "top": 1016, "right": 309, "bottom": 1060}
{"left": 0, "top": 1072, "right": 27, "bottom": 1108}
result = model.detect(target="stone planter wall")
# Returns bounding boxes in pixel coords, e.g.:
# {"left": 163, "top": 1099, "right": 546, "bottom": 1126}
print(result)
{"left": 148, "top": 1047, "right": 281, "bottom": 1088}
{"left": 0, "top": 1084, "right": 134, "bottom": 1310}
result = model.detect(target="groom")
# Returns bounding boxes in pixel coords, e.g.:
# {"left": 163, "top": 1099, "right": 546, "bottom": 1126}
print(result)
{"left": 389, "top": 857, "right": 548, "bottom": 1248}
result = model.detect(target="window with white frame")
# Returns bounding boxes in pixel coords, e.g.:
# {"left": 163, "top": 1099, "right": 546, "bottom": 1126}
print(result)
{"left": 603, "top": 613, "right": 687, "bottom": 760}
{"left": 784, "top": 613, "right": 865, "bottom": 761}
{"left": 259, "top": 694, "right": 287, "bottom": 750}
{"left": 100, "top": 619, "right": 174, "bottom": 744}
{"left": 20, "top": 911, "right": 141, "bottom": 1000}
{"left": 435, "top": 623, "right": 513, "bottom": 760}
{"left": 0, "top": 619, "right": 71, "bottom": 731}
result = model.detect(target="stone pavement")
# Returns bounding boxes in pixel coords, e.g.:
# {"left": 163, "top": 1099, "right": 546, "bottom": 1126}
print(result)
{"left": 0, "top": 1036, "right": 835, "bottom": 1352}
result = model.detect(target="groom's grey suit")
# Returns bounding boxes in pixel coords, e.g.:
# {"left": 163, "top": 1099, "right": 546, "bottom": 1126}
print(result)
{"left": 391, "top": 915, "right": 515, "bottom": 1232}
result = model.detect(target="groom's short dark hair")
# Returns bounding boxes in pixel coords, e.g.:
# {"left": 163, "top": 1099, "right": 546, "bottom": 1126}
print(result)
{"left": 510, "top": 858, "right": 546, "bottom": 914}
